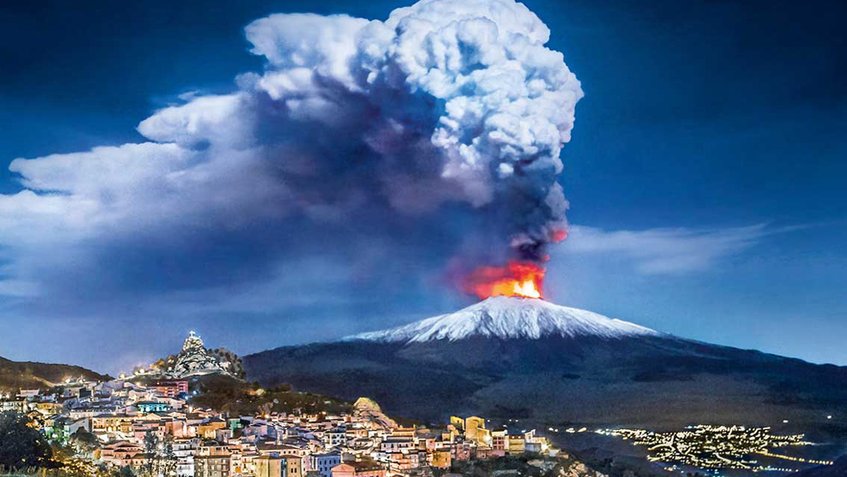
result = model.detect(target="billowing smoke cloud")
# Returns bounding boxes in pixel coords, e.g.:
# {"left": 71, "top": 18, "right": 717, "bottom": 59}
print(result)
{"left": 0, "top": 0, "right": 581, "bottom": 303}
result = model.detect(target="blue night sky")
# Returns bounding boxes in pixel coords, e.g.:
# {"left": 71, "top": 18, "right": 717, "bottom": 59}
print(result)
{"left": 0, "top": 0, "right": 845, "bottom": 374}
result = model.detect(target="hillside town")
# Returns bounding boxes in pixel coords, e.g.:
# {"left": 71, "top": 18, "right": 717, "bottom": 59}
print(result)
{"left": 0, "top": 332, "right": 571, "bottom": 477}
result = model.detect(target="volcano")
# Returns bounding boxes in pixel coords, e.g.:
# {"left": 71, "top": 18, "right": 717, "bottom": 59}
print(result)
{"left": 244, "top": 298, "right": 847, "bottom": 434}
{"left": 349, "top": 297, "right": 658, "bottom": 342}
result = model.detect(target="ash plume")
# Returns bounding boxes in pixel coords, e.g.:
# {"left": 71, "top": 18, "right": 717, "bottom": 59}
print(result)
{"left": 1, "top": 0, "right": 582, "bottom": 303}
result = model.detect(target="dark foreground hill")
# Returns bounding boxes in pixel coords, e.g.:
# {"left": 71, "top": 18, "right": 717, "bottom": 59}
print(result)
{"left": 0, "top": 355, "right": 107, "bottom": 391}
{"left": 187, "top": 373, "right": 351, "bottom": 416}
{"left": 244, "top": 297, "right": 847, "bottom": 436}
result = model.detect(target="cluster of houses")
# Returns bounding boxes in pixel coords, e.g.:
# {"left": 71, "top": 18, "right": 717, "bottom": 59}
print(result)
{"left": 0, "top": 333, "right": 556, "bottom": 477}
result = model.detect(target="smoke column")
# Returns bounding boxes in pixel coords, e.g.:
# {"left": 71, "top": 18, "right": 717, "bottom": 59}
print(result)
{"left": 218, "top": 0, "right": 585, "bottom": 278}
{"left": 7, "top": 0, "right": 582, "bottom": 300}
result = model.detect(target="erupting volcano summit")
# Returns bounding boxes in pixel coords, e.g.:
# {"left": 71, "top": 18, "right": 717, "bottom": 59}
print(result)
{"left": 462, "top": 261, "right": 546, "bottom": 299}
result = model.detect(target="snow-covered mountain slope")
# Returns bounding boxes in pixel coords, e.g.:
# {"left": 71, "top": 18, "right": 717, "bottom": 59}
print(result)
{"left": 347, "top": 296, "right": 659, "bottom": 343}
{"left": 245, "top": 297, "right": 847, "bottom": 430}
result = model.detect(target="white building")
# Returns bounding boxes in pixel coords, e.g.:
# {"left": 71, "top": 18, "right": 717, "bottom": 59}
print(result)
{"left": 173, "top": 438, "right": 198, "bottom": 477}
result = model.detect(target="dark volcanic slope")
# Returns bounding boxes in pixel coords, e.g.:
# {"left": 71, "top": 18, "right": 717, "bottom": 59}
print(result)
{"left": 244, "top": 334, "right": 847, "bottom": 430}
{"left": 0, "top": 356, "right": 107, "bottom": 390}
{"left": 244, "top": 298, "right": 847, "bottom": 433}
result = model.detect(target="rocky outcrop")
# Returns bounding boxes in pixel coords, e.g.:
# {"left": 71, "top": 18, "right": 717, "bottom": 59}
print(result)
{"left": 162, "top": 331, "right": 242, "bottom": 379}
{"left": 353, "top": 397, "right": 397, "bottom": 429}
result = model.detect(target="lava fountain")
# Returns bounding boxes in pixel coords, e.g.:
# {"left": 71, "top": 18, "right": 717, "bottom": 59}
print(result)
{"left": 462, "top": 261, "right": 545, "bottom": 299}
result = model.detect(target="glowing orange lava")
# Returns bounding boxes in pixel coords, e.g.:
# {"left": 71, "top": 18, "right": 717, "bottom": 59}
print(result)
{"left": 463, "top": 261, "right": 545, "bottom": 299}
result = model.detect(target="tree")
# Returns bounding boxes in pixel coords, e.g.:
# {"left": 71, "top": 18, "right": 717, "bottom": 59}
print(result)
{"left": 142, "top": 431, "right": 159, "bottom": 477}
{"left": 114, "top": 465, "right": 136, "bottom": 477}
{"left": 0, "top": 411, "right": 54, "bottom": 472}
{"left": 70, "top": 428, "right": 100, "bottom": 453}
{"left": 160, "top": 436, "right": 177, "bottom": 477}
{"left": 139, "top": 431, "right": 177, "bottom": 477}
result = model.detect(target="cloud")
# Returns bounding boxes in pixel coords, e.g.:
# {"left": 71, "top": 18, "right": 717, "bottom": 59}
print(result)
{"left": 0, "top": 279, "right": 39, "bottom": 298}
{"left": 0, "top": 0, "right": 582, "bottom": 311}
{"left": 559, "top": 224, "right": 772, "bottom": 275}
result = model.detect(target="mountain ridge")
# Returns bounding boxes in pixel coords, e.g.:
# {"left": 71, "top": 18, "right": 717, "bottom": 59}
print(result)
{"left": 0, "top": 355, "right": 108, "bottom": 391}
{"left": 244, "top": 298, "right": 847, "bottom": 437}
